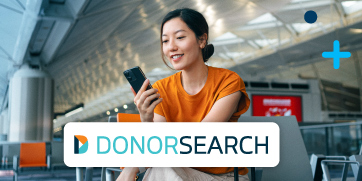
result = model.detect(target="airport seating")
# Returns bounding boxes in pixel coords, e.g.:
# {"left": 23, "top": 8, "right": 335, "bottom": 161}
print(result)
{"left": 1, "top": 142, "right": 51, "bottom": 170}
{"left": 75, "top": 117, "right": 117, "bottom": 181}
{"left": 104, "top": 113, "right": 141, "bottom": 181}
{"left": 315, "top": 146, "right": 362, "bottom": 181}
{"left": 1, "top": 142, "right": 20, "bottom": 169}
{"left": 76, "top": 167, "right": 94, "bottom": 181}
{"left": 117, "top": 113, "right": 141, "bottom": 122}
{"left": 310, "top": 154, "right": 348, "bottom": 181}
{"left": 238, "top": 116, "right": 314, "bottom": 181}
{"left": 13, "top": 142, "right": 50, "bottom": 181}
{"left": 349, "top": 155, "right": 362, "bottom": 180}
{"left": 0, "top": 144, "right": 2, "bottom": 169}
{"left": 50, "top": 141, "right": 67, "bottom": 170}
{"left": 319, "top": 155, "right": 362, "bottom": 181}
{"left": 311, "top": 141, "right": 362, "bottom": 180}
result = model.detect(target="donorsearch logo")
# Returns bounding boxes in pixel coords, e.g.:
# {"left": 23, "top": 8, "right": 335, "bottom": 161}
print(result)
{"left": 74, "top": 135, "right": 88, "bottom": 154}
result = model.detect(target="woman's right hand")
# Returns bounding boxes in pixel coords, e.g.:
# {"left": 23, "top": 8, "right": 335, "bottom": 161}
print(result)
{"left": 132, "top": 79, "right": 163, "bottom": 122}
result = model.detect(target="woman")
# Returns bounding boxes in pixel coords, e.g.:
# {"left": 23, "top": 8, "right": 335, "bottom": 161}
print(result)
{"left": 117, "top": 8, "right": 250, "bottom": 181}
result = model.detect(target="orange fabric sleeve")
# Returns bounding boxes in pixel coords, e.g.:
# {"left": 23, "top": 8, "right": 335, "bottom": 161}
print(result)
{"left": 216, "top": 73, "right": 250, "bottom": 122}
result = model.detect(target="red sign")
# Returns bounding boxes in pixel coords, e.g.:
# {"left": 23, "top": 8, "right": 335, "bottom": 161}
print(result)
{"left": 252, "top": 95, "right": 302, "bottom": 122}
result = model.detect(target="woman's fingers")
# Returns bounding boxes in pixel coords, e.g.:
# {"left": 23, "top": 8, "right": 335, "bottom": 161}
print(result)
{"left": 139, "top": 79, "right": 150, "bottom": 93}
{"left": 134, "top": 79, "right": 150, "bottom": 101}
{"left": 130, "top": 86, "right": 136, "bottom": 97}
{"left": 149, "top": 97, "right": 163, "bottom": 111}
{"left": 142, "top": 93, "right": 161, "bottom": 110}
{"left": 138, "top": 89, "right": 158, "bottom": 109}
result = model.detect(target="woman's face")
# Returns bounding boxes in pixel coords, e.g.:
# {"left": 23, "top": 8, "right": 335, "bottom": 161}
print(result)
{"left": 162, "top": 17, "right": 205, "bottom": 70}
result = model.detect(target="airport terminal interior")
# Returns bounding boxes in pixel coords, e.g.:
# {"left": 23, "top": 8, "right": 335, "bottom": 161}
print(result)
{"left": 1, "top": 0, "right": 362, "bottom": 180}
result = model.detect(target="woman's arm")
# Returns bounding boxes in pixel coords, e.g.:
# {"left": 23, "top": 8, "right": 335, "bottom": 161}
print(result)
{"left": 202, "top": 91, "right": 242, "bottom": 122}
{"left": 116, "top": 167, "right": 139, "bottom": 181}
{"left": 154, "top": 113, "right": 167, "bottom": 122}
{"left": 116, "top": 167, "right": 152, "bottom": 181}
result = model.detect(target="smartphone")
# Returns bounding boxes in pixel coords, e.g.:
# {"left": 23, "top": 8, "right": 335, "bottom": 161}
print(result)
{"left": 123, "top": 66, "right": 157, "bottom": 104}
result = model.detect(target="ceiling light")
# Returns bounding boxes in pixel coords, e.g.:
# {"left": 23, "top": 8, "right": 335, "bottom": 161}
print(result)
{"left": 106, "top": 111, "right": 110, "bottom": 115}
{"left": 65, "top": 106, "right": 84, "bottom": 117}
{"left": 342, "top": 1, "right": 357, "bottom": 8}
{"left": 114, "top": 108, "right": 118, "bottom": 112}
{"left": 349, "top": 28, "right": 362, "bottom": 34}
{"left": 123, "top": 105, "right": 128, "bottom": 109}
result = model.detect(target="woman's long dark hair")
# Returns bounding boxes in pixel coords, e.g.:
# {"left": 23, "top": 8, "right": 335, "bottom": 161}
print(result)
{"left": 160, "top": 8, "right": 214, "bottom": 67}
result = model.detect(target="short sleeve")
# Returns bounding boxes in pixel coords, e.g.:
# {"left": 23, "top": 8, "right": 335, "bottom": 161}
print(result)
{"left": 152, "top": 81, "right": 165, "bottom": 117}
{"left": 216, "top": 73, "right": 250, "bottom": 120}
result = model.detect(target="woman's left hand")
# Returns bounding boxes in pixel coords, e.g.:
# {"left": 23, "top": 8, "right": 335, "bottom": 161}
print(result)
{"left": 116, "top": 167, "right": 139, "bottom": 181}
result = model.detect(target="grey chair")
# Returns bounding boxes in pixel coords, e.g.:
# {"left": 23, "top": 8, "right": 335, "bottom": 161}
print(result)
{"left": 319, "top": 155, "right": 362, "bottom": 181}
{"left": 238, "top": 116, "right": 313, "bottom": 181}
{"left": 51, "top": 141, "right": 67, "bottom": 170}
{"left": 0, "top": 144, "right": 3, "bottom": 169}
{"left": 75, "top": 116, "right": 119, "bottom": 181}
{"left": 310, "top": 154, "right": 349, "bottom": 181}
{"left": 1, "top": 143, "right": 20, "bottom": 169}
{"left": 349, "top": 155, "right": 362, "bottom": 180}
{"left": 76, "top": 167, "right": 94, "bottom": 181}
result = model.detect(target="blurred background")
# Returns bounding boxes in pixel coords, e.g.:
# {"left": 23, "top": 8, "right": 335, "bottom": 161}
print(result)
{"left": 0, "top": 0, "right": 362, "bottom": 180}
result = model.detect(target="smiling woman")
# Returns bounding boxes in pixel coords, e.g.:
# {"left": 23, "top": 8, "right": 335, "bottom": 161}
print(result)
{"left": 118, "top": 8, "right": 250, "bottom": 181}
{"left": 160, "top": 9, "right": 214, "bottom": 69}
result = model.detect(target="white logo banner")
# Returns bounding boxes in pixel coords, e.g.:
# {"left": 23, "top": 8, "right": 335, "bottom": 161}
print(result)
{"left": 64, "top": 122, "right": 279, "bottom": 167}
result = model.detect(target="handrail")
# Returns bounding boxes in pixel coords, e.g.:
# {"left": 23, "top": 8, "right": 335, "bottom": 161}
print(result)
{"left": 0, "top": 141, "right": 54, "bottom": 145}
{"left": 299, "top": 121, "right": 362, "bottom": 129}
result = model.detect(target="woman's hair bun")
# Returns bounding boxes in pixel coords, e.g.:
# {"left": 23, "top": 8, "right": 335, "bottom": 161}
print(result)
{"left": 202, "top": 44, "right": 214, "bottom": 62}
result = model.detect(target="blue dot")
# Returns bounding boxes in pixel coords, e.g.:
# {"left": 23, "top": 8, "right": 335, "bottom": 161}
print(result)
{"left": 304, "top": 10, "right": 317, "bottom": 24}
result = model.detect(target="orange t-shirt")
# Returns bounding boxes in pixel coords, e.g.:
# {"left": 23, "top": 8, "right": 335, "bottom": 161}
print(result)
{"left": 152, "top": 66, "right": 250, "bottom": 175}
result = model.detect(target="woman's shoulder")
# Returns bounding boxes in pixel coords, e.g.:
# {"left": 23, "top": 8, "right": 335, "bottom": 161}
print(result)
{"left": 209, "top": 66, "right": 240, "bottom": 80}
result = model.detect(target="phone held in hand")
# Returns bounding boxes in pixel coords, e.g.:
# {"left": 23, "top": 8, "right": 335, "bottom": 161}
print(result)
{"left": 123, "top": 66, "right": 158, "bottom": 104}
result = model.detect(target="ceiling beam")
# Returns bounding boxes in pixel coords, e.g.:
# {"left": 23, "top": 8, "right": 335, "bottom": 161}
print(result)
{"left": 0, "top": 45, "right": 13, "bottom": 62}
{"left": 15, "top": 0, "right": 25, "bottom": 10}
{"left": 228, "top": 30, "right": 261, "bottom": 50}
{"left": 11, "top": 0, "right": 44, "bottom": 66}
{"left": 334, "top": 0, "right": 348, "bottom": 26}
{"left": 280, "top": 0, "right": 332, "bottom": 12}
{"left": 0, "top": 83, "right": 9, "bottom": 113}
{"left": 0, "top": 3, "right": 23, "bottom": 14}
{"left": 271, "top": 13, "right": 299, "bottom": 40}
{"left": 256, "top": 30, "right": 277, "bottom": 51}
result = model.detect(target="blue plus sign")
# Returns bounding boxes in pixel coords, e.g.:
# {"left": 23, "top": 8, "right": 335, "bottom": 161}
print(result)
{"left": 322, "top": 40, "right": 351, "bottom": 69}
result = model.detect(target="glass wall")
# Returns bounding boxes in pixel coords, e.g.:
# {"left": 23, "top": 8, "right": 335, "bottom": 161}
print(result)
{"left": 300, "top": 121, "right": 362, "bottom": 156}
